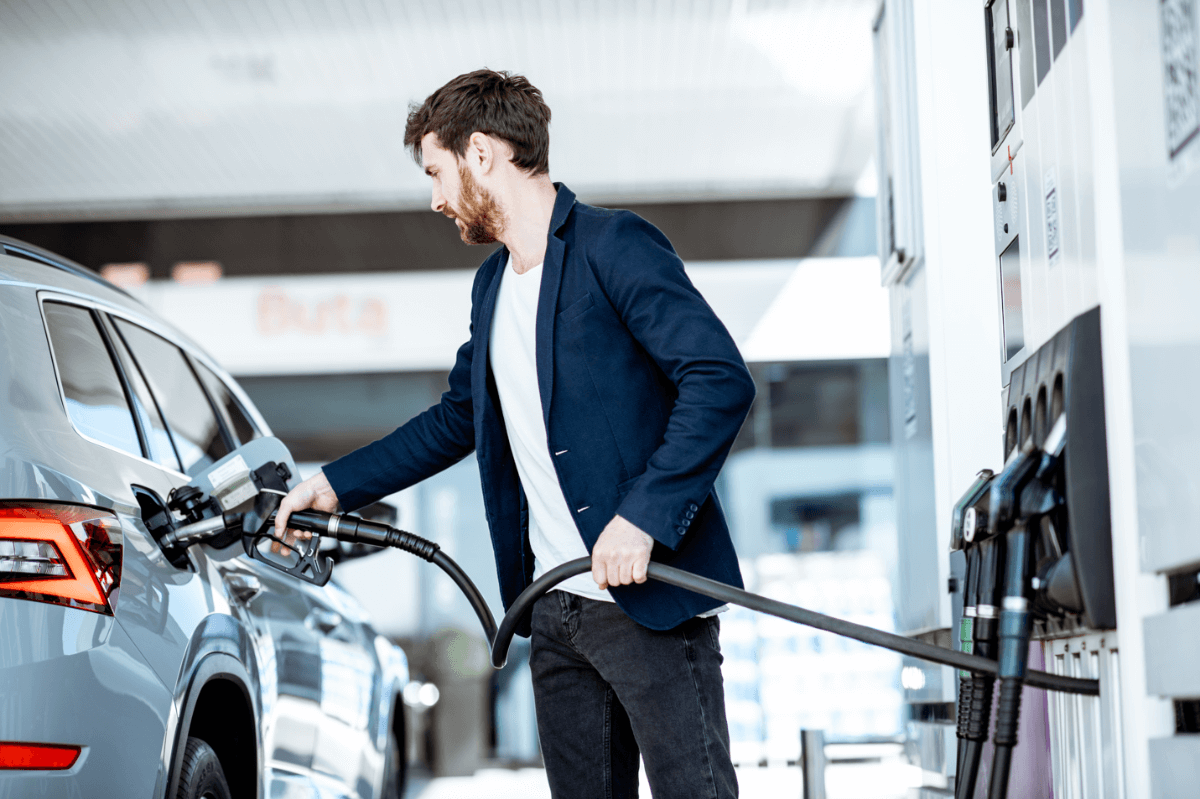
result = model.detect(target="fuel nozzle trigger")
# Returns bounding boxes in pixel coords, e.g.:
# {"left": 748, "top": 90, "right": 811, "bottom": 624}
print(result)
{"left": 240, "top": 491, "right": 334, "bottom": 587}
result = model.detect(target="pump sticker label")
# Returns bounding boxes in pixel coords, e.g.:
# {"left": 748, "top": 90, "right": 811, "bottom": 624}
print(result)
{"left": 1163, "top": 0, "right": 1199, "bottom": 160}
{"left": 1044, "top": 168, "right": 1061, "bottom": 268}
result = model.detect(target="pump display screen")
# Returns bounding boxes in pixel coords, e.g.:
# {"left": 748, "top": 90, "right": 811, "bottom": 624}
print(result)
{"left": 999, "top": 238, "right": 1024, "bottom": 361}
{"left": 986, "top": 0, "right": 1016, "bottom": 150}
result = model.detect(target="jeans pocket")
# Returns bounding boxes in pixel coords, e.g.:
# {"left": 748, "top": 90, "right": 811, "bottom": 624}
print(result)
{"left": 706, "top": 616, "right": 722, "bottom": 653}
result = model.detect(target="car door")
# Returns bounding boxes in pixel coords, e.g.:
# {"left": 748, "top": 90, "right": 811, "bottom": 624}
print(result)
{"left": 305, "top": 578, "right": 382, "bottom": 795}
{"left": 239, "top": 556, "right": 326, "bottom": 776}
{"left": 192, "top": 358, "right": 385, "bottom": 796}
{"left": 107, "top": 313, "right": 331, "bottom": 780}
{"left": 39, "top": 298, "right": 219, "bottom": 690}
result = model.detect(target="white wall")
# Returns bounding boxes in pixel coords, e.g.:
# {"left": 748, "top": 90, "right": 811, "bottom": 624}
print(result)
{"left": 909, "top": 0, "right": 1007, "bottom": 634}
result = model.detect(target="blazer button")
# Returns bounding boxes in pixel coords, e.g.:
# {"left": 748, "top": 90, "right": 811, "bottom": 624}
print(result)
{"left": 677, "top": 526, "right": 687, "bottom": 535}
{"left": 689, "top": 502, "right": 699, "bottom": 512}
{"left": 685, "top": 510, "right": 695, "bottom": 520}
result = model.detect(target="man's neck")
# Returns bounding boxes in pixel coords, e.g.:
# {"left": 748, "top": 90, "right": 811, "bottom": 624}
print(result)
{"left": 497, "top": 177, "right": 558, "bottom": 274}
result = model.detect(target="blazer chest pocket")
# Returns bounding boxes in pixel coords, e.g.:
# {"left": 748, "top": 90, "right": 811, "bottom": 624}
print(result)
{"left": 557, "top": 292, "right": 594, "bottom": 321}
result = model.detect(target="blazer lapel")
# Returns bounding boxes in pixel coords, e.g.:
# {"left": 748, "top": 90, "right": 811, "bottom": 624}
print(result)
{"left": 535, "top": 184, "right": 577, "bottom": 427}
{"left": 472, "top": 247, "right": 508, "bottom": 406}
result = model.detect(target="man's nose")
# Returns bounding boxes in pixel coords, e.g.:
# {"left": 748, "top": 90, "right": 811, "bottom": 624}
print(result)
{"left": 430, "top": 187, "right": 445, "bottom": 213}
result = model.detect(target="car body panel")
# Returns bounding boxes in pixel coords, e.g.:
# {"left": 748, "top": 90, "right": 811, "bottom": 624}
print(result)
{"left": 0, "top": 605, "right": 173, "bottom": 799}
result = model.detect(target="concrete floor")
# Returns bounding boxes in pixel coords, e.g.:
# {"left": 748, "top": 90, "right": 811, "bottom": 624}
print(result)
{"left": 404, "top": 759, "right": 917, "bottom": 798}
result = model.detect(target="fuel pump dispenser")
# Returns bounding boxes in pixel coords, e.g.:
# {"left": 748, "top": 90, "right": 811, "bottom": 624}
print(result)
{"left": 944, "top": 306, "right": 1117, "bottom": 798}
{"left": 872, "top": 0, "right": 1195, "bottom": 793}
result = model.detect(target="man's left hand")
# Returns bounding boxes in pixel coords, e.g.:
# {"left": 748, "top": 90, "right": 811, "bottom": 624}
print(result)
{"left": 592, "top": 515, "right": 655, "bottom": 590}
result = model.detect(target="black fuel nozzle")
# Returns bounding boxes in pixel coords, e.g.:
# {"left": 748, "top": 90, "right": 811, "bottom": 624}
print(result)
{"left": 951, "top": 471, "right": 994, "bottom": 682}
{"left": 989, "top": 439, "right": 1041, "bottom": 532}
{"left": 242, "top": 499, "right": 497, "bottom": 642}
{"left": 238, "top": 492, "right": 337, "bottom": 587}
{"left": 953, "top": 470, "right": 995, "bottom": 678}
{"left": 951, "top": 470, "right": 994, "bottom": 552}
{"left": 954, "top": 474, "right": 1002, "bottom": 799}
{"left": 948, "top": 469, "right": 993, "bottom": 793}
{"left": 958, "top": 436, "right": 1039, "bottom": 799}
{"left": 951, "top": 471, "right": 995, "bottom": 665}
{"left": 988, "top": 415, "right": 1069, "bottom": 799}
{"left": 239, "top": 494, "right": 444, "bottom": 588}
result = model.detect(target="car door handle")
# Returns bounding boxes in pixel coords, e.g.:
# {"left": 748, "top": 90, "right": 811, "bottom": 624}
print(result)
{"left": 224, "top": 573, "right": 263, "bottom": 604}
{"left": 306, "top": 608, "right": 342, "bottom": 633}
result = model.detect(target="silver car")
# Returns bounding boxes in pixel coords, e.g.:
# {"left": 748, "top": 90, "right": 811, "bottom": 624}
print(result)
{"left": 0, "top": 236, "right": 409, "bottom": 799}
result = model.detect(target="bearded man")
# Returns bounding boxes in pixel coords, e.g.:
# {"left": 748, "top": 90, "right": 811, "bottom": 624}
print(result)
{"left": 277, "top": 69, "right": 752, "bottom": 799}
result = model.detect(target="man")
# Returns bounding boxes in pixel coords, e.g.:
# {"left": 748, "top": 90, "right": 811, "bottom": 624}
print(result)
{"left": 276, "top": 69, "right": 753, "bottom": 798}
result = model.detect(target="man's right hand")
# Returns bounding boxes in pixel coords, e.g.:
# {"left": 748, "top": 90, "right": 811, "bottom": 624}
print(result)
{"left": 272, "top": 471, "right": 341, "bottom": 554}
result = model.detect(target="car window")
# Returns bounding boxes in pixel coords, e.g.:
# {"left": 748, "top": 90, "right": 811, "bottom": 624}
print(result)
{"left": 112, "top": 318, "right": 230, "bottom": 476}
{"left": 43, "top": 302, "right": 141, "bottom": 457}
{"left": 195, "top": 362, "right": 261, "bottom": 446}
{"left": 104, "top": 316, "right": 183, "bottom": 472}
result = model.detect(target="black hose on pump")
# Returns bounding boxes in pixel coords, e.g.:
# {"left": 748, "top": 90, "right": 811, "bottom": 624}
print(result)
{"left": 487, "top": 558, "right": 1097, "bottom": 698}
{"left": 958, "top": 534, "right": 1005, "bottom": 799}
{"left": 948, "top": 469, "right": 994, "bottom": 799}
{"left": 271, "top": 511, "right": 1100, "bottom": 697}
{"left": 954, "top": 547, "right": 981, "bottom": 797}
{"left": 272, "top": 509, "right": 499, "bottom": 644}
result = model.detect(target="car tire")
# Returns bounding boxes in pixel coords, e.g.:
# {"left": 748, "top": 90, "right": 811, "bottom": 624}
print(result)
{"left": 381, "top": 713, "right": 407, "bottom": 799}
{"left": 176, "top": 737, "right": 232, "bottom": 799}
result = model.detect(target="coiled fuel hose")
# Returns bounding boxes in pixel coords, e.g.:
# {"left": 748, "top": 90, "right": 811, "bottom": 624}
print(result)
{"left": 262, "top": 508, "right": 1098, "bottom": 698}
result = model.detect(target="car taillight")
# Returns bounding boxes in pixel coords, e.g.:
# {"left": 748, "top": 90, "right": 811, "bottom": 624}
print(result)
{"left": 0, "top": 503, "right": 122, "bottom": 615}
{"left": 0, "top": 742, "right": 82, "bottom": 770}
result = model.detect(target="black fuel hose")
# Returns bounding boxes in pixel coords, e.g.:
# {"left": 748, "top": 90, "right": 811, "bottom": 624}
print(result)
{"left": 271, "top": 510, "right": 1098, "bottom": 696}
{"left": 488, "top": 558, "right": 1099, "bottom": 697}
{"left": 271, "top": 509, "right": 499, "bottom": 645}
{"left": 429, "top": 549, "right": 499, "bottom": 645}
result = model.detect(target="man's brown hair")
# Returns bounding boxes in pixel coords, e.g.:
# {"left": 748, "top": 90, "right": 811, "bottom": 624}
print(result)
{"left": 404, "top": 69, "right": 551, "bottom": 175}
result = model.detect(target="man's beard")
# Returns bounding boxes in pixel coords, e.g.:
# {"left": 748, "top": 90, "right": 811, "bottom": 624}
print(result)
{"left": 446, "top": 166, "right": 504, "bottom": 245}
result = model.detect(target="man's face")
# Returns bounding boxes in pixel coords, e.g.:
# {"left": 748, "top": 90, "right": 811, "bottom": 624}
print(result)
{"left": 422, "top": 133, "right": 503, "bottom": 245}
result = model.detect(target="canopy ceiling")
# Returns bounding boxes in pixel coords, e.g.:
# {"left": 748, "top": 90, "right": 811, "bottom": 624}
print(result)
{"left": 0, "top": 0, "right": 878, "bottom": 221}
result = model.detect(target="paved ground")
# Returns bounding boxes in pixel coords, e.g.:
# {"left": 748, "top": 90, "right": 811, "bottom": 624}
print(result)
{"left": 404, "top": 758, "right": 917, "bottom": 798}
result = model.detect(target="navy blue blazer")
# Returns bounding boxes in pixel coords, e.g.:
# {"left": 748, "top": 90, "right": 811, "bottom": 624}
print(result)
{"left": 323, "top": 184, "right": 754, "bottom": 634}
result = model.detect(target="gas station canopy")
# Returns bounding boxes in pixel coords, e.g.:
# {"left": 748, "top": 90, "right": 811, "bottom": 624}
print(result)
{"left": 0, "top": 0, "right": 878, "bottom": 221}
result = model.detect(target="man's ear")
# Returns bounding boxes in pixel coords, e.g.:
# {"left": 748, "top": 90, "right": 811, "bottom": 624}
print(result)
{"left": 468, "top": 131, "right": 494, "bottom": 173}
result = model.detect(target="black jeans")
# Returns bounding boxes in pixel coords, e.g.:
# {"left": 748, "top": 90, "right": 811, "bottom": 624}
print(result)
{"left": 528, "top": 590, "right": 738, "bottom": 799}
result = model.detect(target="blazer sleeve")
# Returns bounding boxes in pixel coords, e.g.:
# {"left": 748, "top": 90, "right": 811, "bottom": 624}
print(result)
{"left": 589, "top": 211, "right": 756, "bottom": 549}
{"left": 320, "top": 267, "right": 484, "bottom": 512}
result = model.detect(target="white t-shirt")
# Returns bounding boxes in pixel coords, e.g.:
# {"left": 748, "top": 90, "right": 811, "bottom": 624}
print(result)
{"left": 489, "top": 256, "right": 613, "bottom": 602}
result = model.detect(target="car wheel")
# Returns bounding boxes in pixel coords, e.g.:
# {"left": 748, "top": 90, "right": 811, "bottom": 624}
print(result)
{"left": 176, "top": 737, "right": 232, "bottom": 799}
{"left": 382, "top": 714, "right": 407, "bottom": 799}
